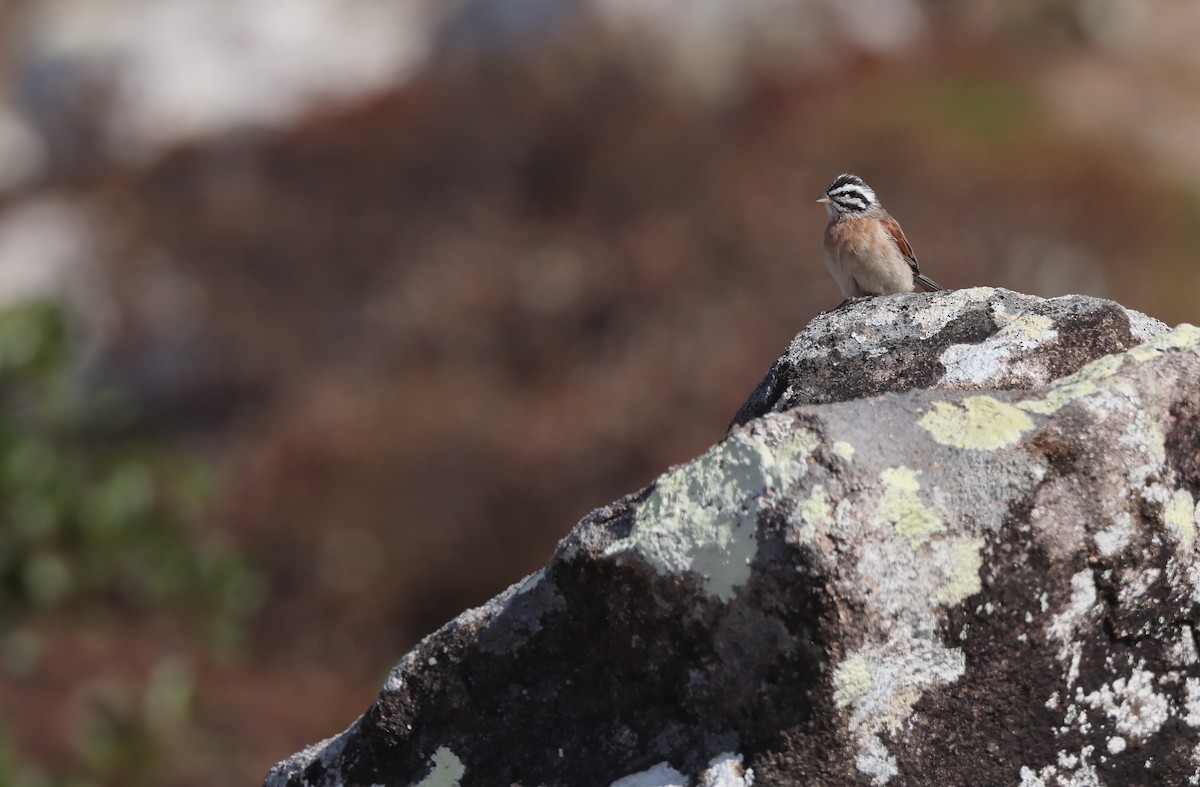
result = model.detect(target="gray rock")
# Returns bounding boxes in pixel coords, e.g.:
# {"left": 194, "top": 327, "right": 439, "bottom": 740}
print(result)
{"left": 266, "top": 290, "right": 1200, "bottom": 786}
{"left": 730, "top": 287, "right": 1167, "bottom": 429}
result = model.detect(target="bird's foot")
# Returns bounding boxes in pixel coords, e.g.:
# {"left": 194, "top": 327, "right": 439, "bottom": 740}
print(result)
{"left": 834, "top": 295, "right": 872, "bottom": 310}
{"left": 817, "top": 296, "right": 870, "bottom": 316}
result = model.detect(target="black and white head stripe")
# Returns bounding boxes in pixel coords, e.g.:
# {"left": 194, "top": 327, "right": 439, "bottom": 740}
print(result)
{"left": 824, "top": 173, "right": 877, "bottom": 213}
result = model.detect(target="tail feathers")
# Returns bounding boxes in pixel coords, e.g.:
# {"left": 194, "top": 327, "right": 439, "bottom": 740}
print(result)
{"left": 914, "top": 273, "right": 943, "bottom": 292}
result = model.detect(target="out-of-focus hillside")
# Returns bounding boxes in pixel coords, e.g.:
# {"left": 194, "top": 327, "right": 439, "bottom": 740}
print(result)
{"left": 1, "top": 2, "right": 1199, "bottom": 785}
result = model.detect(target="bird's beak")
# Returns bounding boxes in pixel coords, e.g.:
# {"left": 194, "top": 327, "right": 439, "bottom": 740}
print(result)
{"left": 816, "top": 196, "right": 831, "bottom": 204}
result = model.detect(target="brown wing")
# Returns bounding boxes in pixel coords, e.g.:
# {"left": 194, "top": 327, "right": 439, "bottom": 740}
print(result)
{"left": 881, "top": 212, "right": 942, "bottom": 291}
{"left": 879, "top": 212, "right": 920, "bottom": 275}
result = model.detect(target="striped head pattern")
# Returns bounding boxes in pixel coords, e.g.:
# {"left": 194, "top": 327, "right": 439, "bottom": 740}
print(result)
{"left": 819, "top": 173, "right": 877, "bottom": 216}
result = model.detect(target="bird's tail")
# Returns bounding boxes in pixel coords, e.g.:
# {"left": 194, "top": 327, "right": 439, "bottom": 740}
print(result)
{"left": 914, "top": 273, "right": 943, "bottom": 292}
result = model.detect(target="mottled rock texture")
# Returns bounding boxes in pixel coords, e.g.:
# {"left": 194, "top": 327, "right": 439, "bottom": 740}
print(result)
{"left": 266, "top": 288, "right": 1200, "bottom": 787}
{"left": 730, "top": 287, "right": 1166, "bottom": 428}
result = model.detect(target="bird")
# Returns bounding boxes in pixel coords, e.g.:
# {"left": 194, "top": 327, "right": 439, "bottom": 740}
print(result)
{"left": 816, "top": 173, "right": 942, "bottom": 299}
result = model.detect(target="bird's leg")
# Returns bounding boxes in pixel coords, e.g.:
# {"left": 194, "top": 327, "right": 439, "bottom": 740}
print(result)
{"left": 835, "top": 295, "right": 871, "bottom": 309}
{"left": 817, "top": 295, "right": 871, "bottom": 316}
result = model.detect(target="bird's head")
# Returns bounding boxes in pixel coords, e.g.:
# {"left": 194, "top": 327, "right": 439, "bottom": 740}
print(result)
{"left": 817, "top": 173, "right": 877, "bottom": 217}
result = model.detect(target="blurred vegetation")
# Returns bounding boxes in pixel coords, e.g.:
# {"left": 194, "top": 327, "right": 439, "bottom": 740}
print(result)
{"left": 0, "top": 302, "right": 259, "bottom": 786}
{"left": 0, "top": 660, "right": 194, "bottom": 787}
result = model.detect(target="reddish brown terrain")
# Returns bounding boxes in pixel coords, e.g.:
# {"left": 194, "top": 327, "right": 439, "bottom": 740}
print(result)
{"left": 1, "top": 7, "right": 1199, "bottom": 785}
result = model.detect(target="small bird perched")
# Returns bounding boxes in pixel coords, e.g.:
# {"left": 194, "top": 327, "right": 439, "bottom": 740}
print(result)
{"left": 817, "top": 173, "right": 942, "bottom": 298}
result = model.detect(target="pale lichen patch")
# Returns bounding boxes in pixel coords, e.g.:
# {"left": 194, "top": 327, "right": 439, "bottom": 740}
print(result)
{"left": 1094, "top": 513, "right": 1133, "bottom": 557}
{"left": 698, "top": 752, "right": 753, "bottom": 787}
{"left": 1017, "top": 353, "right": 1123, "bottom": 415}
{"left": 1147, "top": 417, "right": 1167, "bottom": 467}
{"left": 1099, "top": 513, "right": 1132, "bottom": 556}
{"left": 1019, "top": 324, "right": 1198, "bottom": 418}
{"left": 609, "top": 761, "right": 687, "bottom": 787}
{"left": 791, "top": 484, "right": 831, "bottom": 544}
{"left": 874, "top": 467, "right": 943, "bottom": 547}
{"left": 837, "top": 636, "right": 965, "bottom": 785}
{"left": 1049, "top": 571, "right": 1099, "bottom": 689}
{"left": 936, "top": 538, "right": 984, "bottom": 604}
{"left": 911, "top": 287, "right": 995, "bottom": 338}
{"left": 1082, "top": 665, "right": 1170, "bottom": 741}
{"left": 833, "top": 654, "right": 873, "bottom": 707}
{"left": 1164, "top": 489, "right": 1198, "bottom": 551}
{"left": 855, "top": 737, "right": 899, "bottom": 786}
{"left": 1118, "top": 568, "right": 1162, "bottom": 605}
{"left": 1051, "top": 572, "right": 1098, "bottom": 638}
{"left": 1018, "top": 751, "right": 1101, "bottom": 787}
{"left": 919, "top": 396, "right": 1035, "bottom": 450}
{"left": 1006, "top": 312, "right": 1057, "bottom": 338}
{"left": 1125, "top": 322, "right": 1200, "bottom": 361}
{"left": 963, "top": 286, "right": 998, "bottom": 301}
{"left": 937, "top": 312, "right": 1058, "bottom": 388}
{"left": 414, "top": 747, "right": 466, "bottom": 787}
{"left": 1166, "top": 626, "right": 1199, "bottom": 668}
{"left": 833, "top": 441, "right": 856, "bottom": 461}
{"left": 606, "top": 427, "right": 818, "bottom": 602}
{"left": 1185, "top": 678, "right": 1200, "bottom": 727}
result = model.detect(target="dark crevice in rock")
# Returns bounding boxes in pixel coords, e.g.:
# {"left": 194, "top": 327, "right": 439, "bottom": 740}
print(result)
{"left": 1166, "top": 399, "right": 1200, "bottom": 497}
{"left": 899, "top": 539, "right": 1064, "bottom": 785}
{"left": 334, "top": 537, "right": 832, "bottom": 786}
{"left": 1034, "top": 301, "right": 1135, "bottom": 376}
{"left": 1028, "top": 419, "right": 1085, "bottom": 478}
{"left": 1070, "top": 545, "right": 1200, "bottom": 786}
{"left": 728, "top": 358, "right": 789, "bottom": 432}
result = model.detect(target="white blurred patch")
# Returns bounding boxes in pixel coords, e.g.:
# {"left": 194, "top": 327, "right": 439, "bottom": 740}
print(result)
{"left": 596, "top": 0, "right": 926, "bottom": 96}
{"left": 699, "top": 752, "right": 754, "bottom": 787}
{"left": 0, "top": 104, "right": 48, "bottom": 192}
{"left": 610, "top": 762, "right": 688, "bottom": 787}
{"left": 20, "top": 0, "right": 434, "bottom": 159}
{"left": 828, "top": 0, "right": 924, "bottom": 54}
{"left": 0, "top": 198, "right": 95, "bottom": 306}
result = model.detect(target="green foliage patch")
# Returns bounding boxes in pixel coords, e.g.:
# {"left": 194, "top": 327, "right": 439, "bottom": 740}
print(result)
{"left": 0, "top": 301, "right": 261, "bottom": 785}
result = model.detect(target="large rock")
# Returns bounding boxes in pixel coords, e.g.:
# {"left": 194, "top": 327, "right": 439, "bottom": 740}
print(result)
{"left": 266, "top": 288, "right": 1200, "bottom": 786}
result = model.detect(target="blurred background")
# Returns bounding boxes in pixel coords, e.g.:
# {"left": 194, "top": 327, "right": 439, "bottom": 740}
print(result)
{"left": 1, "top": 0, "right": 1199, "bottom": 784}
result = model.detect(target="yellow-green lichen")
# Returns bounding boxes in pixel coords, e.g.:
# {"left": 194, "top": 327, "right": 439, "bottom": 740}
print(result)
{"left": 414, "top": 747, "right": 466, "bottom": 787}
{"left": 1126, "top": 323, "right": 1200, "bottom": 361}
{"left": 1018, "top": 324, "right": 1199, "bottom": 416}
{"left": 1017, "top": 353, "right": 1124, "bottom": 415}
{"left": 833, "top": 498, "right": 854, "bottom": 534}
{"left": 607, "top": 428, "right": 819, "bottom": 602}
{"left": 1002, "top": 312, "right": 1056, "bottom": 341}
{"left": 883, "top": 685, "right": 923, "bottom": 734}
{"left": 919, "top": 396, "right": 1035, "bottom": 450}
{"left": 792, "top": 484, "right": 832, "bottom": 543}
{"left": 833, "top": 654, "right": 873, "bottom": 707}
{"left": 875, "top": 467, "right": 943, "bottom": 547}
{"left": 961, "top": 286, "right": 997, "bottom": 302}
{"left": 1146, "top": 418, "right": 1167, "bottom": 467}
{"left": 833, "top": 441, "right": 856, "bottom": 461}
{"left": 1165, "top": 489, "right": 1198, "bottom": 551}
{"left": 937, "top": 538, "right": 984, "bottom": 603}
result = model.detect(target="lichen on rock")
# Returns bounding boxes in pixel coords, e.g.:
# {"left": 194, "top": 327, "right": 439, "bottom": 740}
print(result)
{"left": 266, "top": 291, "right": 1200, "bottom": 787}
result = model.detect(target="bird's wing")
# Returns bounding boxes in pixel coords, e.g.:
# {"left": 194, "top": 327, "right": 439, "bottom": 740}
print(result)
{"left": 879, "top": 213, "right": 920, "bottom": 274}
{"left": 881, "top": 212, "right": 942, "bottom": 291}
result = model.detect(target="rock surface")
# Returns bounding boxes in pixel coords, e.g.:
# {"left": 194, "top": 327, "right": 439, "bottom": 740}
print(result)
{"left": 730, "top": 287, "right": 1166, "bottom": 428}
{"left": 266, "top": 288, "right": 1200, "bottom": 786}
